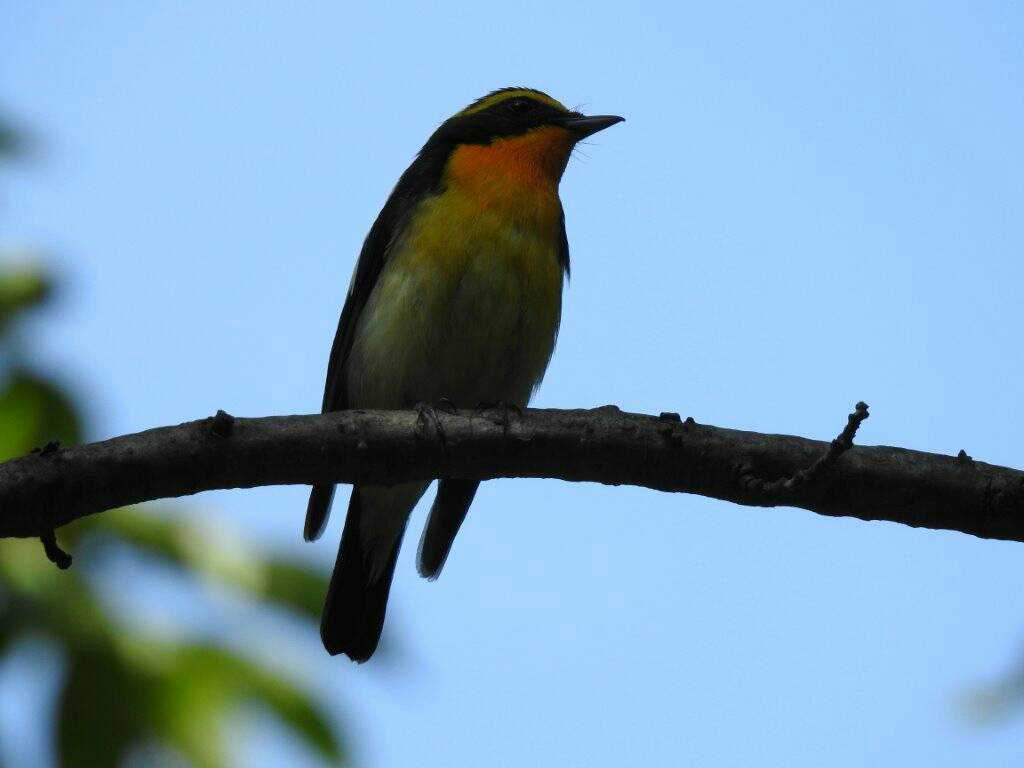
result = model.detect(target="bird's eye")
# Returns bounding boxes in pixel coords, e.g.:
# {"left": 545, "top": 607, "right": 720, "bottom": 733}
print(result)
{"left": 506, "top": 98, "right": 534, "bottom": 114}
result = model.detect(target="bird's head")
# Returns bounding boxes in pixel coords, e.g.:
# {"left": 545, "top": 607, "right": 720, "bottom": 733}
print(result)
{"left": 425, "top": 87, "right": 624, "bottom": 190}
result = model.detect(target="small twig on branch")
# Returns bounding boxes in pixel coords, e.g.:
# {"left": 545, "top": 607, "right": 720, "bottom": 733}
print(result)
{"left": 739, "top": 401, "right": 870, "bottom": 496}
{"left": 0, "top": 403, "right": 1020, "bottom": 547}
{"left": 40, "top": 529, "right": 72, "bottom": 569}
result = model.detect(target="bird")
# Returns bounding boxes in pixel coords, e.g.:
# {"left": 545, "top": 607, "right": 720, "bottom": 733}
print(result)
{"left": 305, "top": 87, "right": 623, "bottom": 661}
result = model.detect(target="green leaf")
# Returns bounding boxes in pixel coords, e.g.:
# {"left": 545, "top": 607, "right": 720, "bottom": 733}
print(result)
{"left": 0, "top": 605, "right": 17, "bottom": 659}
{"left": 0, "top": 369, "right": 82, "bottom": 461}
{"left": 0, "top": 534, "right": 146, "bottom": 654}
{"left": 56, "top": 645, "right": 147, "bottom": 768}
{"left": 145, "top": 643, "right": 232, "bottom": 768}
{"left": 0, "top": 117, "right": 25, "bottom": 157}
{"left": 0, "top": 264, "right": 52, "bottom": 334}
{"left": 1, "top": 113, "right": 352, "bottom": 768}
{"left": 87, "top": 509, "right": 327, "bottom": 622}
{"left": 236, "top": 658, "right": 344, "bottom": 764}
{"left": 254, "top": 559, "right": 327, "bottom": 621}
{"left": 145, "top": 641, "right": 345, "bottom": 767}
{"left": 56, "top": 633, "right": 347, "bottom": 768}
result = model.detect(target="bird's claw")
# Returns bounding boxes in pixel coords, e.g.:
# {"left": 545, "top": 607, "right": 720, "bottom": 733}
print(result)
{"left": 414, "top": 399, "right": 456, "bottom": 452}
{"left": 475, "top": 400, "right": 522, "bottom": 432}
{"left": 435, "top": 397, "right": 458, "bottom": 415}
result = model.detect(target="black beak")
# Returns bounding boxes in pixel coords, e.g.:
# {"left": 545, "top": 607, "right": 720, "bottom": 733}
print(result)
{"left": 555, "top": 114, "right": 625, "bottom": 139}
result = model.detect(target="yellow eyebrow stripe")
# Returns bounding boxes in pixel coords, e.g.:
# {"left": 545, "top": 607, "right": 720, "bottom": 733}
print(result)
{"left": 458, "top": 89, "right": 568, "bottom": 116}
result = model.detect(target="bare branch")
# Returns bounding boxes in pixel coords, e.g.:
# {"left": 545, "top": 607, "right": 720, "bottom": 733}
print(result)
{"left": 1, "top": 404, "right": 1021, "bottom": 545}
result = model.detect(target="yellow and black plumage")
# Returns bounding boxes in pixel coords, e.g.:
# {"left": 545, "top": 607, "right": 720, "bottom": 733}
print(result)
{"left": 306, "top": 87, "right": 623, "bottom": 661}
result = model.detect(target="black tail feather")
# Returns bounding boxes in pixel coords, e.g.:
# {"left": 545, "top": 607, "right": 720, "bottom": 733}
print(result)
{"left": 321, "top": 489, "right": 403, "bottom": 662}
{"left": 305, "top": 483, "right": 336, "bottom": 542}
{"left": 416, "top": 479, "right": 479, "bottom": 580}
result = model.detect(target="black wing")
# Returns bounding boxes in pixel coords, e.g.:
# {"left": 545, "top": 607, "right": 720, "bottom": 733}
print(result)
{"left": 304, "top": 145, "right": 451, "bottom": 541}
{"left": 319, "top": 206, "right": 398, "bottom": 414}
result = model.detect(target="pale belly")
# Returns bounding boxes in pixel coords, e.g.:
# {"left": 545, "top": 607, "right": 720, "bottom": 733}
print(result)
{"left": 345, "top": 206, "right": 565, "bottom": 410}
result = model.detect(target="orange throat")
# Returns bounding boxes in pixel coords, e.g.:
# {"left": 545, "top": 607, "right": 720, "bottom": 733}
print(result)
{"left": 444, "top": 126, "right": 574, "bottom": 229}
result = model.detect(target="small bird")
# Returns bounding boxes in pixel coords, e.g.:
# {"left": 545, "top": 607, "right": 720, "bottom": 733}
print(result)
{"left": 306, "top": 87, "right": 623, "bottom": 661}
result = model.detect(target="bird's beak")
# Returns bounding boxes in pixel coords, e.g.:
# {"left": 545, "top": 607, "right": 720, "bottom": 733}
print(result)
{"left": 555, "top": 114, "right": 625, "bottom": 139}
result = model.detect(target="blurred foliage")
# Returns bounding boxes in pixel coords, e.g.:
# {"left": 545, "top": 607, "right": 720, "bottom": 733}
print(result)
{"left": 0, "top": 115, "right": 25, "bottom": 158}
{"left": 0, "top": 118, "right": 347, "bottom": 766}
{"left": 961, "top": 657, "right": 1024, "bottom": 726}
{"left": 0, "top": 265, "right": 51, "bottom": 335}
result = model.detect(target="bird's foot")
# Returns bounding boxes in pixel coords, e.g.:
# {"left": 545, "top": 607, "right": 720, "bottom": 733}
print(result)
{"left": 476, "top": 400, "right": 523, "bottom": 433}
{"left": 414, "top": 399, "right": 458, "bottom": 451}
{"left": 434, "top": 397, "right": 458, "bottom": 415}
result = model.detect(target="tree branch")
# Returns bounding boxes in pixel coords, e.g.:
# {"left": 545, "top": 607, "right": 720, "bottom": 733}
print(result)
{"left": 1, "top": 404, "right": 1021, "bottom": 544}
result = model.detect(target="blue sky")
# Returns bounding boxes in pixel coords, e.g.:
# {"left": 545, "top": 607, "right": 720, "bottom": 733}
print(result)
{"left": 5, "top": 1, "right": 1024, "bottom": 765}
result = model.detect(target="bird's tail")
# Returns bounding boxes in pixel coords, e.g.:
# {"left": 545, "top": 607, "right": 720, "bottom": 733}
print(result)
{"left": 417, "top": 479, "right": 479, "bottom": 580}
{"left": 320, "top": 483, "right": 426, "bottom": 662}
{"left": 304, "top": 484, "right": 336, "bottom": 542}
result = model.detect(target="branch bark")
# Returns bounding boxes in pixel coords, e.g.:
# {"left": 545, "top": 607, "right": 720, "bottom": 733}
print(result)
{"left": 1, "top": 404, "right": 1022, "bottom": 544}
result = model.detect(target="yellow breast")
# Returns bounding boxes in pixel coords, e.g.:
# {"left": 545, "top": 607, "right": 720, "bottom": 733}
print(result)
{"left": 346, "top": 133, "right": 569, "bottom": 409}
